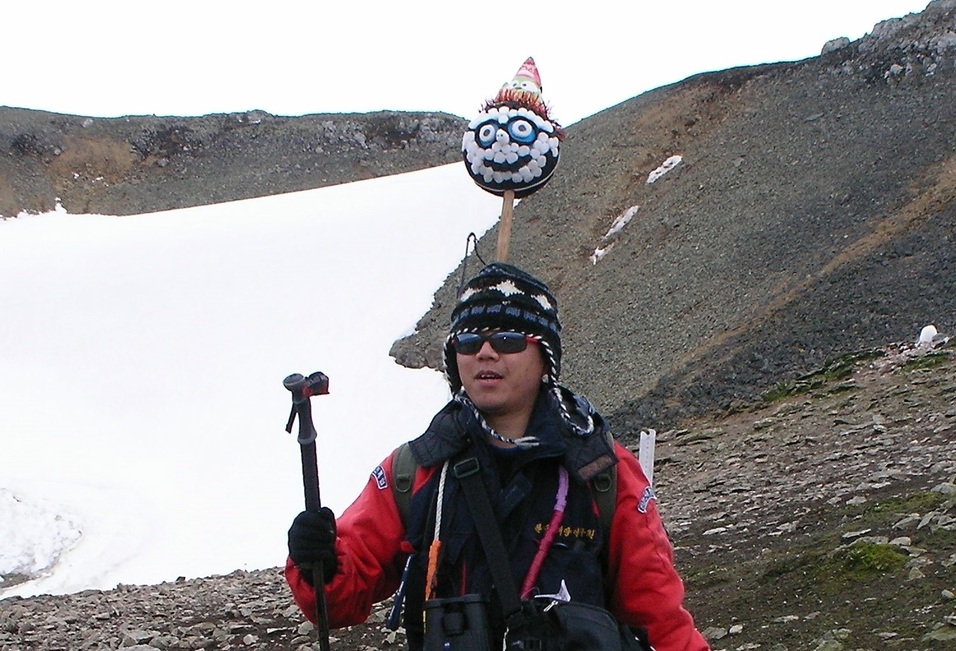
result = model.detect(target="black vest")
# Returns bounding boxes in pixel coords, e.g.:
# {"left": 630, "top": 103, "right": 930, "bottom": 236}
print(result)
{"left": 402, "top": 391, "right": 617, "bottom": 650}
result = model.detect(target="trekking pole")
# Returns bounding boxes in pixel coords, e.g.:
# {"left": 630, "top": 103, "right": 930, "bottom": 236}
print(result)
{"left": 283, "top": 371, "right": 331, "bottom": 651}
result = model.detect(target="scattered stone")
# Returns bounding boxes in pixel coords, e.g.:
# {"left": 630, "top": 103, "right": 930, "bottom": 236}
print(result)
{"left": 701, "top": 626, "right": 728, "bottom": 640}
{"left": 923, "top": 624, "right": 956, "bottom": 641}
{"left": 773, "top": 615, "right": 800, "bottom": 623}
{"left": 841, "top": 529, "right": 872, "bottom": 540}
{"left": 931, "top": 482, "right": 956, "bottom": 495}
{"left": 812, "top": 628, "right": 852, "bottom": 651}
{"left": 894, "top": 514, "right": 922, "bottom": 529}
{"left": 297, "top": 621, "right": 314, "bottom": 635}
{"left": 822, "top": 37, "right": 851, "bottom": 55}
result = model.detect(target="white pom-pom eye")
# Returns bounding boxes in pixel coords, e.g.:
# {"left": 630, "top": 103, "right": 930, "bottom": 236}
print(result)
{"left": 507, "top": 118, "right": 536, "bottom": 144}
{"left": 476, "top": 123, "right": 497, "bottom": 147}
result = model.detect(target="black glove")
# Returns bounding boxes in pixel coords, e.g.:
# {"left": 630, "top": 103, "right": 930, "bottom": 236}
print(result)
{"left": 288, "top": 507, "right": 338, "bottom": 584}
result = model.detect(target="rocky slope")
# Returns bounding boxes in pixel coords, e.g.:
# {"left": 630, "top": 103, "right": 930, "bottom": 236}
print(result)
{"left": 1, "top": 1, "right": 955, "bottom": 649}
{"left": 391, "top": 0, "right": 956, "bottom": 439}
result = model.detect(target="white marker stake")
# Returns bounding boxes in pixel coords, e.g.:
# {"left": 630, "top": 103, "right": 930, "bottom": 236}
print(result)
{"left": 639, "top": 429, "right": 656, "bottom": 486}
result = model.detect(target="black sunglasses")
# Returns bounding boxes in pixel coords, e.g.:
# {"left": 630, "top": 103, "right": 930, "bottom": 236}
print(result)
{"left": 452, "top": 331, "right": 536, "bottom": 355}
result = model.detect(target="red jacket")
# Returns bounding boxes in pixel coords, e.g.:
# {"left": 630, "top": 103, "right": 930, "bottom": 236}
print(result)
{"left": 286, "top": 438, "right": 710, "bottom": 651}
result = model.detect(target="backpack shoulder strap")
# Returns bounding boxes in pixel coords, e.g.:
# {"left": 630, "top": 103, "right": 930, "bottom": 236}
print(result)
{"left": 391, "top": 441, "right": 417, "bottom": 526}
{"left": 590, "top": 430, "right": 618, "bottom": 535}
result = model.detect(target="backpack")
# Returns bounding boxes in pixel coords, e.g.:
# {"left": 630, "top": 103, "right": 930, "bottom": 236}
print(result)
{"left": 390, "top": 430, "right": 618, "bottom": 535}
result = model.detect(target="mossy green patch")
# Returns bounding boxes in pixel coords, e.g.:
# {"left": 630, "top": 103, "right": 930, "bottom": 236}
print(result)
{"left": 839, "top": 542, "right": 908, "bottom": 576}
{"left": 761, "top": 349, "right": 884, "bottom": 404}
{"left": 900, "top": 351, "right": 952, "bottom": 371}
{"left": 870, "top": 491, "right": 948, "bottom": 514}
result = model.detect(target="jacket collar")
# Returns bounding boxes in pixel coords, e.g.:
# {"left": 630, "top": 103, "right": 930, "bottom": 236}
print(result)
{"left": 408, "top": 389, "right": 616, "bottom": 484}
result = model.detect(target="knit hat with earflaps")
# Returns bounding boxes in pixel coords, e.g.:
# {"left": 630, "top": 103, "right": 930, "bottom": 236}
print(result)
{"left": 443, "top": 262, "right": 562, "bottom": 395}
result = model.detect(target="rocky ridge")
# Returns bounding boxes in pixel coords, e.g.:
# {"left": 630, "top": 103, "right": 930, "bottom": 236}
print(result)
{"left": 0, "top": 109, "right": 463, "bottom": 217}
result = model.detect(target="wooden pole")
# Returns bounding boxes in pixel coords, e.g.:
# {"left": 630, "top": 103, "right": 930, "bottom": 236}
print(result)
{"left": 496, "top": 190, "right": 515, "bottom": 262}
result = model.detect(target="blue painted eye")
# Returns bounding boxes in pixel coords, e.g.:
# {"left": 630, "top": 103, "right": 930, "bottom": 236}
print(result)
{"left": 507, "top": 118, "right": 536, "bottom": 144}
{"left": 476, "top": 122, "right": 497, "bottom": 147}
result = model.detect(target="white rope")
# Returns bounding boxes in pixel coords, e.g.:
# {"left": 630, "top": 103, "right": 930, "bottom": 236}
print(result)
{"left": 433, "top": 460, "right": 450, "bottom": 543}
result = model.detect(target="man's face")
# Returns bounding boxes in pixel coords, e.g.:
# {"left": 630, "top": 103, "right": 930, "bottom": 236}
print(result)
{"left": 456, "top": 331, "right": 545, "bottom": 422}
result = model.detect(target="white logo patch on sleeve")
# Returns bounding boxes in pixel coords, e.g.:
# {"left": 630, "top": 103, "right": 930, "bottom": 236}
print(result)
{"left": 637, "top": 486, "right": 657, "bottom": 514}
{"left": 372, "top": 465, "right": 388, "bottom": 490}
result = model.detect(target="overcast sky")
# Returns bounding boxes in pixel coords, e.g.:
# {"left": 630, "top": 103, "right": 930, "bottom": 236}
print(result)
{"left": 6, "top": 1, "right": 931, "bottom": 125}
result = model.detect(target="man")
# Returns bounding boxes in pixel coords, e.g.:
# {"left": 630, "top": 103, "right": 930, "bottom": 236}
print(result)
{"left": 286, "top": 262, "right": 710, "bottom": 651}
